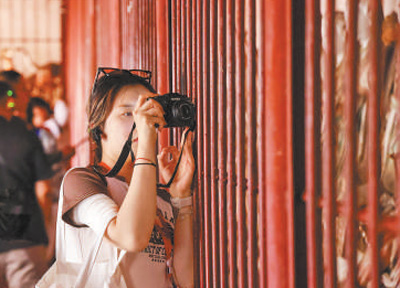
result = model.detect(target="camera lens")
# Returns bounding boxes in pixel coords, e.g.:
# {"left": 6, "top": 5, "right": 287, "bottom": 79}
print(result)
{"left": 179, "top": 103, "right": 192, "bottom": 119}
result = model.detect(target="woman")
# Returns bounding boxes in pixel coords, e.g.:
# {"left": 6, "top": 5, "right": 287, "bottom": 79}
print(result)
{"left": 60, "top": 68, "right": 194, "bottom": 287}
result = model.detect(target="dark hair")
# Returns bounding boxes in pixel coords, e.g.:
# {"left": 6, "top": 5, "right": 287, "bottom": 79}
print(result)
{"left": 26, "top": 97, "right": 52, "bottom": 125}
{"left": 0, "top": 70, "right": 22, "bottom": 84}
{"left": 0, "top": 81, "right": 15, "bottom": 106}
{"left": 87, "top": 72, "right": 156, "bottom": 163}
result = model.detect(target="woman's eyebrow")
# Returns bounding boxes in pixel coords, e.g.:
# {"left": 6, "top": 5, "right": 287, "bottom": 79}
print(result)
{"left": 117, "top": 104, "right": 136, "bottom": 108}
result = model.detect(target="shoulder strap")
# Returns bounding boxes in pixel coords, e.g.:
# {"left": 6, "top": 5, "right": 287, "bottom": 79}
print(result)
{"left": 74, "top": 220, "right": 109, "bottom": 288}
{"left": 55, "top": 168, "right": 118, "bottom": 288}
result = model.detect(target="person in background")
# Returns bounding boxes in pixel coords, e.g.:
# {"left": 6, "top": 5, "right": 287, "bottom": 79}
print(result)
{"left": 0, "top": 81, "right": 53, "bottom": 287}
{"left": 26, "top": 97, "right": 75, "bottom": 166}
{"left": 31, "top": 64, "right": 69, "bottom": 132}
{"left": 0, "top": 70, "right": 30, "bottom": 120}
{"left": 56, "top": 68, "right": 194, "bottom": 287}
{"left": 26, "top": 96, "right": 75, "bottom": 264}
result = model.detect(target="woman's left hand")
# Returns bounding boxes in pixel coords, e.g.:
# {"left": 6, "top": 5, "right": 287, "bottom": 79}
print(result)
{"left": 158, "top": 129, "right": 195, "bottom": 198}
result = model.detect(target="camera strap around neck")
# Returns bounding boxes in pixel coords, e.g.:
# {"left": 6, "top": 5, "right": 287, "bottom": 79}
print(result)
{"left": 99, "top": 122, "right": 190, "bottom": 189}
{"left": 103, "top": 122, "right": 136, "bottom": 178}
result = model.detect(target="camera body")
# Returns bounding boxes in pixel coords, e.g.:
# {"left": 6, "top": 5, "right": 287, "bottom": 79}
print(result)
{"left": 149, "top": 93, "right": 196, "bottom": 130}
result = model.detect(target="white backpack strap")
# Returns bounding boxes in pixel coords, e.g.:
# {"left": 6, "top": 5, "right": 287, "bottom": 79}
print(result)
{"left": 55, "top": 167, "right": 125, "bottom": 288}
{"left": 55, "top": 167, "right": 75, "bottom": 261}
{"left": 74, "top": 219, "right": 109, "bottom": 288}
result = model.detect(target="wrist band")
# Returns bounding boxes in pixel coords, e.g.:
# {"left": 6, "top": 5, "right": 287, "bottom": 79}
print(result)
{"left": 134, "top": 162, "right": 157, "bottom": 168}
{"left": 171, "top": 195, "right": 192, "bottom": 209}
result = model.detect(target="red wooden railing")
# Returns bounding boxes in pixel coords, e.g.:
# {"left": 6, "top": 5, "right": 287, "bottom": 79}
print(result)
{"left": 63, "top": 0, "right": 400, "bottom": 287}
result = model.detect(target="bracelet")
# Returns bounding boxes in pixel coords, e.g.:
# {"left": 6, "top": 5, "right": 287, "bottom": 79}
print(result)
{"left": 135, "top": 157, "right": 155, "bottom": 163}
{"left": 134, "top": 157, "right": 157, "bottom": 167}
{"left": 171, "top": 196, "right": 192, "bottom": 209}
{"left": 134, "top": 162, "right": 157, "bottom": 168}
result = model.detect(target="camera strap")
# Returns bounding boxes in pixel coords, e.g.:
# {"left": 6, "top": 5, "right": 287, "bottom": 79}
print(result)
{"left": 103, "top": 122, "right": 136, "bottom": 178}
{"left": 99, "top": 122, "right": 191, "bottom": 189}
{"left": 157, "top": 128, "right": 190, "bottom": 188}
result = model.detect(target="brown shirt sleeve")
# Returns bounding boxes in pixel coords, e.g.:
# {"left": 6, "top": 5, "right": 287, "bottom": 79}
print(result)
{"left": 62, "top": 167, "right": 108, "bottom": 226}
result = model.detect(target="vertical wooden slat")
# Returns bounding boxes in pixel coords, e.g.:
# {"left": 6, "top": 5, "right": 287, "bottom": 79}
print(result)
{"left": 344, "top": 0, "right": 359, "bottom": 286}
{"left": 172, "top": 0, "right": 179, "bottom": 145}
{"left": 217, "top": 0, "right": 227, "bottom": 287}
{"left": 121, "top": 0, "right": 128, "bottom": 67}
{"left": 151, "top": 0, "right": 157, "bottom": 84}
{"left": 153, "top": 0, "right": 158, "bottom": 84}
{"left": 396, "top": 14, "right": 400, "bottom": 285}
{"left": 265, "top": 0, "right": 294, "bottom": 287}
{"left": 255, "top": 0, "right": 267, "bottom": 286}
{"left": 176, "top": 0, "right": 181, "bottom": 94}
{"left": 134, "top": 2, "right": 139, "bottom": 65}
{"left": 321, "top": 0, "right": 337, "bottom": 286}
{"left": 244, "top": 0, "right": 257, "bottom": 286}
{"left": 171, "top": 0, "right": 176, "bottom": 93}
{"left": 185, "top": 0, "right": 192, "bottom": 98}
{"left": 148, "top": 0, "right": 151, "bottom": 69}
{"left": 201, "top": 0, "right": 212, "bottom": 286}
{"left": 226, "top": 1, "right": 237, "bottom": 287}
{"left": 235, "top": 0, "right": 247, "bottom": 286}
{"left": 143, "top": 0, "right": 148, "bottom": 68}
{"left": 188, "top": 0, "right": 202, "bottom": 285}
{"left": 156, "top": 0, "right": 170, "bottom": 148}
{"left": 195, "top": 0, "right": 206, "bottom": 285}
{"left": 367, "top": 0, "right": 381, "bottom": 287}
{"left": 140, "top": 1, "right": 143, "bottom": 68}
{"left": 180, "top": 0, "right": 186, "bottom": 93}
{"left": 209, "top": 0, "right": 220, "bottom": 286}
{"left": 305, "top": 0, "right": 323, "bottom": 286}
{"left": 286, "top": 1, "right": 295, "bottom": 286}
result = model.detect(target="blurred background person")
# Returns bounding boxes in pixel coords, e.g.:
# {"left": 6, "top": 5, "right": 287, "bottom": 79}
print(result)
{"left": 0, "top": 70, "right": 30, "bottom": 120}
{"left": 26, "top": 96, "right": 75, "bottom": 263}
{"left": 30, "top": 63, "right": 69, "bottom": 135}
{"left": 0, "top": 81, "right": 53, "bottom": 287}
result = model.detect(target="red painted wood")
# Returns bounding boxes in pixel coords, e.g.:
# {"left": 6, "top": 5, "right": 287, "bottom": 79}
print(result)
{"left": 367, "top": 1, "right": 381, "bottom": 287}
{"left": 321, "top": 0, "right": 337, "bottom": 286}
{"left": 264, "top": 0, "right": 294, "bottom": 287}
{"left": 304, "top": 0, "right": 323, "bottom": 287}
{"left": 344, "top": 1, "right": 358, "bottom": 287}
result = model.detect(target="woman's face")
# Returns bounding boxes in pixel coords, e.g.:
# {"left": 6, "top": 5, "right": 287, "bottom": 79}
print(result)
{"left": 101, "top": 84, "right": 157, "bottom": 166}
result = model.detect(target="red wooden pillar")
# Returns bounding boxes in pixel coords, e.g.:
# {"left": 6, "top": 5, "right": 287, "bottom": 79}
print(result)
{"left": 95, "top": 0, "right": 121, "bottom": 67}
{"left": 264, "top": 0, "right": 295, "bottom": 287}
{"left": 64, "top": 0, "right": 96, "bottom": 166}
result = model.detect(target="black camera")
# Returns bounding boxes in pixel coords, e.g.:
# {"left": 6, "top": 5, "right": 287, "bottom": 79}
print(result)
{"left": 149, "top": 93, "right": 196, "bottom": 130}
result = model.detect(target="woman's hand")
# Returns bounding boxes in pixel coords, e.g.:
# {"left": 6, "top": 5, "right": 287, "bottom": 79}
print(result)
{"left": 133, "top": 95, "right": 166, "bottom": 145}
{"left": 158, "top": 129, "right": 195, "bottom": 198}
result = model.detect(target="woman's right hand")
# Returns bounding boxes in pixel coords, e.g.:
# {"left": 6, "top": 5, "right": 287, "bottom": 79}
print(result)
{"left": 133, "top": 95, "right": 166, "bottom": 145}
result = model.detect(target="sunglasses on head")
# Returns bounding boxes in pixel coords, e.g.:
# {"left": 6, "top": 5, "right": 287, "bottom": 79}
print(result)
{"left": 91, "top": 67, "right": 152, "bottom": 95}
